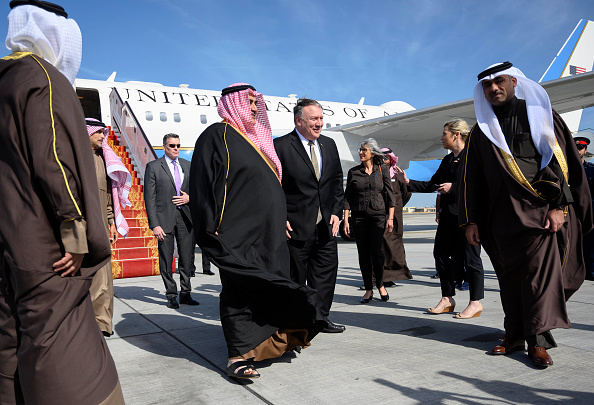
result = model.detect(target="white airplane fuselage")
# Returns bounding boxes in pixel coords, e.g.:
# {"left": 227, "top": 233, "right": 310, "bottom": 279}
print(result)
{"left": 75, "top": 78, "right": 417, "bottom": 168}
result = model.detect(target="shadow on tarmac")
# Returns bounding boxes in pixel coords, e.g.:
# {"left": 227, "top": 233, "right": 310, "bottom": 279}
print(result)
{"left": 374, "top": 373, "right": 594, "bottom": 404}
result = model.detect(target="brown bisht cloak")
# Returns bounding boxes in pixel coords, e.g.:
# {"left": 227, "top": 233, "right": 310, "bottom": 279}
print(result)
{"left": 382, "top": 179, "right": 413, "bottom": 281}
{"left": 458, "top": 106, "right": 592, "bottom": 338}
{"left": 0, "top": 53, "right": 119, "bottom": 405}
{"left": 189, "top": 122, "right": 325, "bottom": 359}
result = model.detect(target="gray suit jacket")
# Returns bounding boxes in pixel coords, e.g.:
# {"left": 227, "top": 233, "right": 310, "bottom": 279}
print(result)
{"left": 144, "top": 156, "right": 192, "bottom": 233}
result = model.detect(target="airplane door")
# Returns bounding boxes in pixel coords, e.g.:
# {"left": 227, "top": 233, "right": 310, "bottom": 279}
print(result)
{"left": 76, "top": 88, "right": 102, "bottom": 120}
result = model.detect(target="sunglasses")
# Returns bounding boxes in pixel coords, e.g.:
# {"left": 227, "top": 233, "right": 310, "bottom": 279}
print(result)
{"left": 168, "top": 144, "right": 181, "bottom": 149}
{"left": 576, "top": 144, "right": 587, "bottom": 150}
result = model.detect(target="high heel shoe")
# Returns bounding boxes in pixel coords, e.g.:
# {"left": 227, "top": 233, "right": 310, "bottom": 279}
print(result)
{"left": 360, "top": 291, "right": 373, "bottom": 303}
{"left": 427, "top": 298, "right": 455, "bottom": 314}
{"left": 454, "top": 303, "right": 483, "bottom": 319}
{"left": 427, "top": 305, "right": 455, "bottom": 314}
{"left": 455, "top": 310, "right": 482, "bottom": 319}
{"left": 378, "top": 287, "right": 389, "bottom": 302}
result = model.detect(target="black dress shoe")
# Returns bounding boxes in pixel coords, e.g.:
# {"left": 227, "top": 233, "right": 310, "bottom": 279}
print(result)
{"left": 383, "top": 281, "right": 396, "bottom": 288}
{"left": 167, "top": 297, "right": 180, "bottom": 309}
{"left": 203, "top": 269, "right": 215, "bottom": 276}
{"left": 179, "top": 294, "right": 200, "bottom": 306}
{"left": 322, "top": 321, "right": 346, "bottom": 333}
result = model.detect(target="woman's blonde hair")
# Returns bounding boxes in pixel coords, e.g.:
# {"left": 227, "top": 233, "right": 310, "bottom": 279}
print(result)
{"left": 444, "top": 119, "right": 470, "bottom": 142}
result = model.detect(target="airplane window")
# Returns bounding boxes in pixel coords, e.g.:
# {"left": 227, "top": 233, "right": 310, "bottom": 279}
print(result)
{"left": 200, "top": 115, "right": 207, "bottom": 124}
{"left": 160, "top": 112, "right": 167, "bottom": 122}
{"left": 145, "top": 111, "right": 153, "bottom": 121}
{"left": 173, "top": 113, "right": 181, "bottom": 123}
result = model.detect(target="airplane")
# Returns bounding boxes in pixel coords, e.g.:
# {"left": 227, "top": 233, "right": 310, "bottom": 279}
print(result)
{"left": 75, "top": 19, "right": 594, "bottom": 181}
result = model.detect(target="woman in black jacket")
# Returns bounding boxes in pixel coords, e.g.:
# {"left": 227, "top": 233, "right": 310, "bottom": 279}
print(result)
{"left": 395, "top": 120, "right": 485, "bottom": 319}
{"left": 343, "top": 138, "right": 395, "bottom": 303}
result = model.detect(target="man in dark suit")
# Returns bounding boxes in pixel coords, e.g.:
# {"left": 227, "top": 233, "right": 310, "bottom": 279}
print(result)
{"left": 274, "top": 98, "right": 345, "bottom": 333}
{"left": 145, "top": 134, "right": 199, "bottom": 308}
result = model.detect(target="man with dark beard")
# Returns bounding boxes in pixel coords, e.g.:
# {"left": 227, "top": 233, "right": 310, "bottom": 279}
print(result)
{"left": 459, "top": 62, "right": 592, "bottom": 368}
{"left": 190, "top": 83, "right": 325, "bottom": 379}
{"left": 86, "top": 118, "right": 132, "bottom": 337}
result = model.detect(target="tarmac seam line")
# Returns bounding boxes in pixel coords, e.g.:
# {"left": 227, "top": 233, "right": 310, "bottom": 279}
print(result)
{"left": 114, "top": 296, "right": 273, "bottom": 404}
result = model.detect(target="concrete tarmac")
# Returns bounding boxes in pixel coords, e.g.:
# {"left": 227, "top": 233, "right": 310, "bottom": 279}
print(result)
{"left": 108, "top": 214, "right": 594, "bottom": 404}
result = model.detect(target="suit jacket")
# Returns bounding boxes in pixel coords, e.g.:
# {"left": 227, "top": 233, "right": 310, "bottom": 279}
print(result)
{"left": 274, "top": 130, "right": 344, "bottom": 241}
{"left": 144, "top": 156, "right": 192, "bottom": 233}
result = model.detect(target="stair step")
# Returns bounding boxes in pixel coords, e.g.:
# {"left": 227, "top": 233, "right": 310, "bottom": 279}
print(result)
{"left": 124, "top": 217, "right": 149, "bottom": 228}
{"left": 123, "top": 227, "right": 154, "bottom": 238}
{"left": 127, "top": 185, "right": 145, "bottom": 197}
{"left": 121, "top": 208, "right": 148, "bottom": 217}
{"left": 112, "top": 246, "right": 156, "bottom": 260}
{"left": 114, "top": 236, "right": 155, "bottom": 249}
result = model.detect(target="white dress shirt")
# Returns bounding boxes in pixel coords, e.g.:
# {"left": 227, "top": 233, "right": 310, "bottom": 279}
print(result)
{"left": 164, "top": 155, "right": 185, "bottom": 185}
{"left": 296, "top": 129, "right": 322, "bottom": 173}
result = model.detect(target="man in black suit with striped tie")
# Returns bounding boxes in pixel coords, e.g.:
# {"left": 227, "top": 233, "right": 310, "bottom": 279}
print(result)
{"left": 274, "top": 98, "right": 345, "bottom": 333}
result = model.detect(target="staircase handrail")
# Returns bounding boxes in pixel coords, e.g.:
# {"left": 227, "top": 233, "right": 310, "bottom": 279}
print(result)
{"left": 109, "top": 88, "right": 157, "bottom": 182}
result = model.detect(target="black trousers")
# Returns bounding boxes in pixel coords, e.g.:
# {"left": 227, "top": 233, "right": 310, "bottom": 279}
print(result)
{"left": 287, "top": 221, "right": 338, "bottom": 319}
{"left": 190, "top": 248, "right": 211, "bottom": 272}
{"left": 434, "top": 211, "right": 484, "bottom": 301}
{"left": 158, "top": 210, "right": 194, "bottom": 298}
{"left": 352, "top": 212, "right": 385, "bottom": 290}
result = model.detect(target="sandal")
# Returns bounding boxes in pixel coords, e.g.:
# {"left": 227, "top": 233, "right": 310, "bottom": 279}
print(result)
{"left": 226, "top": 360, "right": 260, "bottom": 379}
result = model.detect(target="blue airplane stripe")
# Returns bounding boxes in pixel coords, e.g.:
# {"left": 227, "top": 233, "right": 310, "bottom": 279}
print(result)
{"left": 541, "top": 20, "right": 587, "bottom": 82}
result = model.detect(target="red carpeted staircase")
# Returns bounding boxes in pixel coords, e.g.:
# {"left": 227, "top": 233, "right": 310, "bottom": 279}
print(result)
{"left": 106, "top": 129, "right": 174, "bottom": 278}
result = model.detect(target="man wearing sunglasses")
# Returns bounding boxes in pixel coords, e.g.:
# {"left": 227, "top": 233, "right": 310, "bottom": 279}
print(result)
{"left": 145, "top": 134, "right": 199, "bottom": 308}
{"left": 576, "top": 136, "right": 594, "bottom": 281}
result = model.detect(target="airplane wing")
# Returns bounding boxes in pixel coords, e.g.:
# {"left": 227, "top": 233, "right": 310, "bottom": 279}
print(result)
{"left": 325, "top": 71, "right": 594, "bottom": 169}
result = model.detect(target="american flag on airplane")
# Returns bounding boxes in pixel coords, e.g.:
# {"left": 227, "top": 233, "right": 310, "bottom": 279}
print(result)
{"left": 570, "top": 65, "right": 587, "bottom": 75}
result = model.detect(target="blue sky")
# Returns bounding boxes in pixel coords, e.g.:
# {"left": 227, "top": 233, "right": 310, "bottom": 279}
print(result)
{"left": 3, "top": 0, "right": 594, "bottom": 205}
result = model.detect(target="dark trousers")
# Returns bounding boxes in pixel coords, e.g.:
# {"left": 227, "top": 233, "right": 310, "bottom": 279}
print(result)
{"left": 353, "top": 212, "right": 385, "bottom": 290}
{"left": 190, "top": 248, "right": 211, "bottom": 273}
{"left": 158, "top": 210, "right": 194, "bottom": 298}
{"left": 287, "top": 221, "right": 338, "bottom": 319}
{"left": 434, "top": 212, "right": 484, "bottom": 300}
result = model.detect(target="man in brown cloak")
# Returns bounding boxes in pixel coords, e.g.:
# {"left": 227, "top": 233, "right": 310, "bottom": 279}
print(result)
{"left": 459, "top": 61, "right": 592, "bottom": 367}
{"left": 0, "top": 1, "right": 123, "bottom": 403}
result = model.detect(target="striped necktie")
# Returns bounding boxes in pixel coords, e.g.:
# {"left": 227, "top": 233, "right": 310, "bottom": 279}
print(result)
{"left": 308, "top": 141, "right": 322, "bottom": 224}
